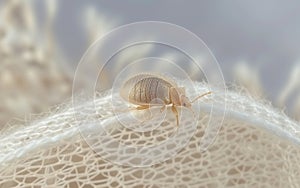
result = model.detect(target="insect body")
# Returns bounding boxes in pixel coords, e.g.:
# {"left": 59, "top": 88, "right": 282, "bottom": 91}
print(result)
{"left": 120, "top": 73, "right": 211, "bottom": 126}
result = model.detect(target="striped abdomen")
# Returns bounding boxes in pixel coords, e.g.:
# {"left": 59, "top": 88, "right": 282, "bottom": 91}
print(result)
{"left": 120, "top": 74, "right": 174, "bottom": 106}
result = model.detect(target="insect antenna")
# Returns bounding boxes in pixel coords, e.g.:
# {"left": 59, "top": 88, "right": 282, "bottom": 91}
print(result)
{"left": 186, "top": 91, "right": 212, "bottom": 118}
{"left": 190, "top": 91, "right": 212, "bottom": 103}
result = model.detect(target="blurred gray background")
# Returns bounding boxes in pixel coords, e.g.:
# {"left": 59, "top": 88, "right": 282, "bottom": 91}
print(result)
{"left": 32, "top": 0, "right": 300, "bottom": 116}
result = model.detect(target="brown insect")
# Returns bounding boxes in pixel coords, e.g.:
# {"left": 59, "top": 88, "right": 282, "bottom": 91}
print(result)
{"left": 120, "top": 73, "right": 211, "bottom": 126}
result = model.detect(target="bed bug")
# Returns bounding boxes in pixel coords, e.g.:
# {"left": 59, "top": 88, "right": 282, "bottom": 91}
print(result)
{"left": 120, "top": 73, "right": 211, "bottom": 127}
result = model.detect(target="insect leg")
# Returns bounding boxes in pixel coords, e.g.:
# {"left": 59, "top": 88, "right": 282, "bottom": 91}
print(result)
{"left": 135, "top": 105, "right": 150, "bottom": 110}
{"left": 171, "top": 105, "right": 179, "bottom": 127}
{"left": 160, "top": 105, "right": 166, "bottom": 112}
{"left": 134, "top": 105, "right": 155, "bottom": 123}
{"left": 118, "top": 105, "right": 149, "bottom": 112}
{"left": 160, "top": 98, "right": 170, "bottom": 112}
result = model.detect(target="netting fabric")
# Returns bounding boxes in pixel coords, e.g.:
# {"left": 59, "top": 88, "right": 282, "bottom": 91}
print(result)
{"left": 1, "top": 82, "right": 300, "bottom": 188}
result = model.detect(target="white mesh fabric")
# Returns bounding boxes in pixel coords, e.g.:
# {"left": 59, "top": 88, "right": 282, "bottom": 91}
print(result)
{"left": 0, "top": 82, "right": 300, "bottom": 187}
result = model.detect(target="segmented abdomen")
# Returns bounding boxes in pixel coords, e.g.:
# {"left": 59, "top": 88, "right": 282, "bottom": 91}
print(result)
{"left": 120, "top": 74, "right": 173, "bottom": 105}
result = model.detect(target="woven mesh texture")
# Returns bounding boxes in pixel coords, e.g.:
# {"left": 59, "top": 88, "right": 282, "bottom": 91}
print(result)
{"left": 1, "top": 82, "right": 300, "bottom": 188}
